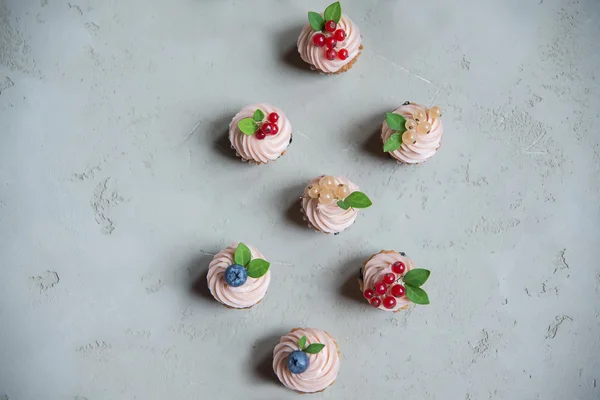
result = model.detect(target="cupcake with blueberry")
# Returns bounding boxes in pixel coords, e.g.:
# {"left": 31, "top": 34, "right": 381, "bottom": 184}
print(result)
{"left": 359, "top": 250, "right": 431, "bottom": 311}
{"left": 229, "top": 103, "right": 292, "bottom": 165}
{"left": 207, "top": 242, "right": 271, "bottom": 309}
{"left": 297, "top": 2, "right": 362, "bottom": 74}
{"left": 273, "top": 328, "right": 340, "bottom": 394}
{"left": 301, "top": 175, "right": 372, "bottom": 235}
{"left": 382, "top": 102, "right": 444, "bottom": 164}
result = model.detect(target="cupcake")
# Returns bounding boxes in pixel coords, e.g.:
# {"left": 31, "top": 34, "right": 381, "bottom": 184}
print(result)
{"left": 297, "top": 2, "right": 362, "bottom": 74}
{"left": 301, "top": 175, "right": 372, "bottom": 235}
{"left": 207, "top": 242, "right": 271, "bottom": 309}
{"left": 382, "top": 102, "right": 444, "bottom": 164}
{"left": 229, "top": 103, "right": 292, "bottom": 165}
{"left": 359, "top": 250, "right": 431, "bottom": 311}
{"left": 273, "top": 328, "right": 340, "bottom": 394}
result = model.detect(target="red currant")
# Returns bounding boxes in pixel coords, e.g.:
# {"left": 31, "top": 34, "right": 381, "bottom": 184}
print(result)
{"left": 334, "top": 29, "right": 346, "bottom": 41}
{"left": 325, "top": 37, "right": 337, "bottom": 49}
{"left": 269, "top": 123, "right": 279, "bottom": 135}
{"left": 374, "top": 282, "right": 387, "bottom": 295}
{"left": 268, "top": 112, "right": 279, "bottom": 123}
{"left": 383, "top": 273, "right": 396, "bottom": 285}
{"left": 391, "top": 284, "right": 406, "bottom": 298}
{"left": 383, "top": 296, "right": 397, "bottom": 309}
{"left": 325, "top": 49, "right": 337, "bottom": 60}
{"left": 370, "top": 297, "right": 381, "bottom": 308}
{"left": 312, "top": 33, "right": 326, "bottom": 47}
{"left": 325, "top": 20, "right": 336, "bottom": 33}
{"left": 261, "top": 123, "right": 273, "bottom": 135}
{"left": 255, "top": 131, "right": 266, "bottom": 140}
{"left": 338, "top": 48, "right": 348, "bottom": 60}
{"left": 364, "top": 289, "right": 374, "bottom": 299}
{"left": 391, "top": 261, "right": 406, "bottom": 275}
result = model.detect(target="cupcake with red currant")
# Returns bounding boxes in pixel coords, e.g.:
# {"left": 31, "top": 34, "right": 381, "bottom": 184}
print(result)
{"left": 382, "top": 102, "right": 444, "bottom": 164}
{"left": 229, "top": 103, "right": 292, "bottom": 165}
{"left": 207, "top": 242, "right": 271, "bottom": 309}
{"left": 297, "top": 2, "right": 362, "bottom": 74}
{"left": 360, "top": 250, "right": 431, "bottom": 311}
{"left": 273, "top": 328, "right": 340, "bottom": 394}
{"left": 301, "top": 175, "right": 372, "bottom": 235}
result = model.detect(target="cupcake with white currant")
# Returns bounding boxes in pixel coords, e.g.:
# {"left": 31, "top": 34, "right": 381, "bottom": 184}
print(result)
{"left": 382, "top": 102, "right": 444, "bottom": 164}
{"left": 301, "top": 175, "right": 372, "bottom": 235}
{"left": 359, "top": 250, "right": 431, "bottom": 311}
{"left": 273, "top": 328, "right": 341, "bottom": 393}
{"left": 229, "top": 103, "right": 292, "bottom": 165}
{"left": 207, "top": 242, "right": 271, "bottom": 309}
{"left": 297, "top": 2, "right": 363, "bottom": 74}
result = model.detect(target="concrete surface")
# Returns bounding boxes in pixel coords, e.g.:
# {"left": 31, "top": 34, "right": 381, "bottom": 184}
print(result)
{"left": 1, "top": 0, "right": 599, "bottom": 399}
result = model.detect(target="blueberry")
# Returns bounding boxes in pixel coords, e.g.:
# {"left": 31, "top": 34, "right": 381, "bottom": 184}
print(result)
{"left": 286, "top": 350, "right": 309, "bottom": 374}
{"left": 224, "top": 264, "right": 247, "bottom": 287}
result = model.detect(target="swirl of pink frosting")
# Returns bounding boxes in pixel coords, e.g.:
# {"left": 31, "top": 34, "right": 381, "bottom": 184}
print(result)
{"left": 207, "top": 243, "right": 271, "bottom": 309}
{"left": 297, "top": 15, "right": 361, "bottom": 74}
{"left": 381, "top": 103, "right": 444, "bottom": 164}
{"left": 229, "top": 104, "right": 292, "bottom": 164}
{"left": 273, "top": 328, "right": 340, "bottom": 393}
{"left": 362, "top": 251, "right": 415, "bottom": 312}
{"left": 301, "top": 176, "right": 359, "bottom": 234}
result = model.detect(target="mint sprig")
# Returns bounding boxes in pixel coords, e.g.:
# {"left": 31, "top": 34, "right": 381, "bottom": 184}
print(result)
{"left": 232, "top": 242, "right": 270, "bottom": 279}
{"left": 238, "top": 108, "right": 265, "bottom": 136}
{"left": 308, "top": 2, "right": 342, "bottom": 31}
{"left": 402, "top": 268, "right": 431, "bottom": 305}
{"left": 337, "top": 191, "right": 372, "bottom": 210}
{"left": 383, "top": 112, "right": 407, "bottom": 152}
{"left": 297, "top": 335, "right": 325, "bottom": 354}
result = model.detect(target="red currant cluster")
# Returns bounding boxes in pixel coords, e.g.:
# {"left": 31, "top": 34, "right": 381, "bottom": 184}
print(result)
{"left": 255, "top": 112, "right": 280, "bottom": 140}
{"left": 312, "top": 20, "right": 349, "bottom": 61}
{"left": 363, "top": 261, "right": 407, "bottom": 309}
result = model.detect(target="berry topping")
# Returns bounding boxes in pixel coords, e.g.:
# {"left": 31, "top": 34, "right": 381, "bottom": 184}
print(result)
{"left": 268, "top": 112, "right": 280, "bottom": 123}
{"left": 383, "top": 296, "right": 397, "bottom": 309}
{"left": 337, "top": 48, "right": 348, "bottom": 60}
{"left": 286, "top": 350, "right": 309, "bottom": 374}
{"left": 391, "top": 261, "right": 406, "bottom": 275}
{"left": 269, "top": 123, "right": 279, "bottom": 135}
{"left": 391, "top": 284, "right": 406, "bottom": 298}
{"left": 325, "top": 20, "right": 337, "bottom": 33}
{"left": 334, "top": 183, "right": 350, "bottom": 199}
{"left": 224, "top": 264, "right": 247, "bottom": 287}
{"left": 325, "top": 37, "right": 337, "bottom": 49}
{"left": 307, "top": 185, "right": 320, "bottom": 199}
{"left": 405, "top": 119, "right": 417, "bottom": 131}
{"left": 261, "top": 122, "right": 273, "bottom": 135}
{"left": 428, "top": 106, "right": 443, "bottom": 119}
{"left": 312, "top": 33, "right": 326, "bottom": 47}
{"left": 402, "top": 130, "right": 418, "bottom": 145}
{"left": 319, "top": 175, "right": 337, "bottom": 190}
{"left": 318, "top": 189, "right": 335, "bottom": 205}
{"left": 374, "top": 282, "right": 387, "bottom": 295}
{"left": 255, "top": 131, "right": 266, "bottom": 140}
{"left": 370, "top": 297, "right": 382, "bottom": 308}
{"left": 364, "top": 289, "right": 374, "bottom": 299}
{"left": 325, "top": 49, "right": 337, "bottom": 60}
{"left": 383, "top": 273, "right": 396, "bottom": 285}
{"left": 414, "top": 109, "right": 427, "bottom": 123}
{"left": 334, "top": 29, "right": 346, "bottom": 41}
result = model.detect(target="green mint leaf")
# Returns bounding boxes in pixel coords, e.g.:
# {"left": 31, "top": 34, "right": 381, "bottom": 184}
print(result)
{"left": 403, "top": 269, "right": 431, "bottom": 287}
{"left": 383, "top": 132, "right": 402, "bottom": 152}
{"left": 238, "top": 118, "right": 257, "bottom": 135}
{"left": 323, "top": 2, "right": 342, "bottom": 23}
{"left": 405, "top": 284, "right": 430, "bottom": 305}
{"left": 308, "top": 12, "right": 325, "bottom": 31}
{"left": 386, "top": 112, "right": 407, "bottom": 132}
{"left": 253, "top": 109, "right": 265, "bottom": 122}
{"left": 342, "top": 191, "right": 372, "bottom": 209}
{"left": 298, "top": 336, "right": 307, "bottom": 350}
{"left": 246, "top": 259, "right": 270, "bottom": 279}
{"left": 234, "top": 242, "right": 252, "bottom": 267}
{"left": 304, "top": 343, "right": 325, "bottom": 354}
{"left": 337, "top": 200, "right": 350, "bottom": 210}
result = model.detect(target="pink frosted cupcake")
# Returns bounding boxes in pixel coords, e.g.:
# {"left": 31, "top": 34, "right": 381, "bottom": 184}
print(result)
{"left": 229, "top": 103, "right": 292, "bottom": 165}
{"left": 207, "top": 242, "right": 271, "bottom": 309}
{"left": 301, "top": 175, "right": 372, "bottom": 235}
{"left": 273, "top": 328, "right": 340, "bottom": 394}
{"left": 382, "top": 102, "right": 444, "bottom": 164}
{"left": 297, "top": 2, "right": 362, "bottom": 74}
{"left": 359, "top": 250, "right": 431, "bottom": 311}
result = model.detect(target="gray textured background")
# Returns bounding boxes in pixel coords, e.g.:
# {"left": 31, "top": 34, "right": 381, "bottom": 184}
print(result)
{"left": 1, "top": 0, "right": 599, "bottom": 399}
